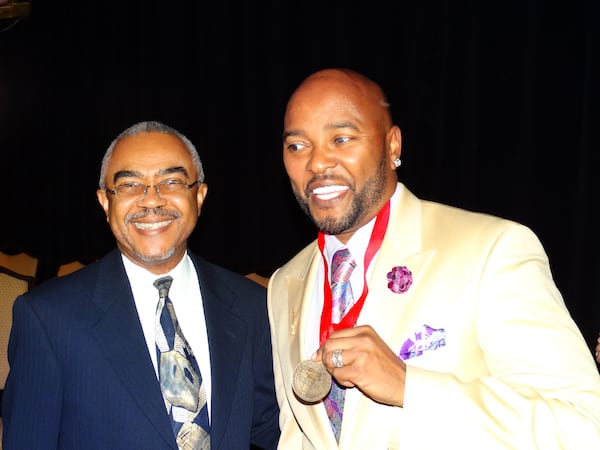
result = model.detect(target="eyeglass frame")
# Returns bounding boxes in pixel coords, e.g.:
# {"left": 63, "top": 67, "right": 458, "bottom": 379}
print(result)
{"left": 105, "top": 178, "right": 202, "bottom": 200}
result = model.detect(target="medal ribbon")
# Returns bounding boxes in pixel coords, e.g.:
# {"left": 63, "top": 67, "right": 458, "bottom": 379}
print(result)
{"left": 318, "top": 200, "right": 390, "bottom": 346}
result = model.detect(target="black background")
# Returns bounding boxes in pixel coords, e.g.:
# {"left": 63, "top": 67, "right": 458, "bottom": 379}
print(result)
{"left": 1, "top": 1, "right": 599, "bottom": 351}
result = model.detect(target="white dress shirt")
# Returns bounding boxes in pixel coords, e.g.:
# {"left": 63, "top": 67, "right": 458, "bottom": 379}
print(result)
{"left": 122, "top": 251, "right": 212, "bottom": 420}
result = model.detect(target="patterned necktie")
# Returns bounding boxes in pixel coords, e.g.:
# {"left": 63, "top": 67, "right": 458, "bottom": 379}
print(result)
{"left": 324, "top": 248, "right": 356, "bottom": 442}
{"left": 154, "top": 276, "right": 210, "bottom": 450}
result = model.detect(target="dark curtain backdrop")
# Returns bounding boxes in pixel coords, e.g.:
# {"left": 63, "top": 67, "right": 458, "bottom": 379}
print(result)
{"left": 1, "top": 1, "right": 599, "bottom": 351}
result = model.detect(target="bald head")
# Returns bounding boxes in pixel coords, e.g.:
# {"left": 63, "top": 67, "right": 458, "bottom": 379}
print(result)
{"left": 286, "top": 68, "right": 393, "bottom": 131}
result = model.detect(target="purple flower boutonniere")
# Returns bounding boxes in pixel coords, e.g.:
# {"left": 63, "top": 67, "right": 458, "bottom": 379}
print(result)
{"left": 387, "top": 266, "right": 412, "bottom": 294}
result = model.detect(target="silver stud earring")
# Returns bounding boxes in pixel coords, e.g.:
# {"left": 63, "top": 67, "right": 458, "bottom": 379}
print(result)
{"left": 394, "top": 158, "right": 402, "bottom": 168}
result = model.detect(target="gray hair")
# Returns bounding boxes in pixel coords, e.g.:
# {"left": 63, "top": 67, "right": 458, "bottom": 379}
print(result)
{"left": 98, "top": 120, "right": 204, "bottom": 189}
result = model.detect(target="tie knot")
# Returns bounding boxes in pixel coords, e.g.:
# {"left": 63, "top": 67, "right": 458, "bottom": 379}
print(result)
{"left": 331, "top": 248, "right": 356, "bottom": 283}
{"left": 153, "top": 276, "right": 173, "bottom": 299}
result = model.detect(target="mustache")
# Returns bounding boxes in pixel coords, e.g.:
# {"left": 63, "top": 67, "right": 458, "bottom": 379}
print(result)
{"left": 125, "top": 207, "right": 181, "bottom": 224}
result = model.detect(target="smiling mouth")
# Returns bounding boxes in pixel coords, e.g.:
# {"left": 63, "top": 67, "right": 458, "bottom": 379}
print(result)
{"left": 310, "top": 185, "right": 349, "bottom": 201}
{"left": 133, "top": 219, "right": 173, "bottom": 230}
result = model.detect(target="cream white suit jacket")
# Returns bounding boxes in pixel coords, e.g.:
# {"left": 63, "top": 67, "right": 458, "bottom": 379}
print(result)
{"left": 267, "top": 183, "right": 600, "bottom": 450}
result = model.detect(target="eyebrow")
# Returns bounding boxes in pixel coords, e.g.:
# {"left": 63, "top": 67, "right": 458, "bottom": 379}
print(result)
{"left": 283, "top": 121, "right": 360, "bottom": 140}
{"left": 112, "top": 166, "right": 190, "bottom": 184}
{"left": 327, "top": 121, "right": 360, "bottom": 132}
{"left": 283, "top": 129, "right": 303, "bottom": 139}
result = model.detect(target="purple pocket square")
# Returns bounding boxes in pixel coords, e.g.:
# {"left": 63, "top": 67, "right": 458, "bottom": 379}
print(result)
{"left": 399, "top": 324, "right": 446, "bottom": 360}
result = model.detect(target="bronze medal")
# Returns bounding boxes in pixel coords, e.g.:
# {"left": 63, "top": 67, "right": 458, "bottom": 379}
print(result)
{"left": 292, "top": 359, "right": 332, "bottom": 403}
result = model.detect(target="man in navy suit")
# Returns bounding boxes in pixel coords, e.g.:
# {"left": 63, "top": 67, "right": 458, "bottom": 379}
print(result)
{"left": 2, "top": 121, "right": 280, "bottom": 449}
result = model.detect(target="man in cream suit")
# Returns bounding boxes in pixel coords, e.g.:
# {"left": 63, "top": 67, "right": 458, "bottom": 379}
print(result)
{"left": 267, "top": 68, "right": 600, "bottom": 449}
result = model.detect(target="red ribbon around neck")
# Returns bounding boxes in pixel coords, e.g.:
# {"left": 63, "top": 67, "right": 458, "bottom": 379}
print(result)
{"left": 318, "top": 200, "right": 390, "bottom": 346}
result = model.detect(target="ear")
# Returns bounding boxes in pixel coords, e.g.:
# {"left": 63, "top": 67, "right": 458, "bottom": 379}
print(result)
{"left": 196, "top": 183, "right": 208, "bottom": 214}
{"left": 96, "top": 189, "right": 110, "bottom": 222}
{"left": 386, "top": 125, "right": 402, "bottom": 169}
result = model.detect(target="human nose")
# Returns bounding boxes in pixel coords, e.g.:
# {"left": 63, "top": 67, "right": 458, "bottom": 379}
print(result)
{"left": 306, "top": 143, "right": 336, "bottom": 174}
{"left": 137, "top": 184, "right": 166, "bottom": 205}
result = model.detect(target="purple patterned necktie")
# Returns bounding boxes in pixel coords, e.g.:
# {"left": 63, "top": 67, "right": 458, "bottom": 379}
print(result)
{"left": 324, "top": 248, "right": 356, "bottom": 442}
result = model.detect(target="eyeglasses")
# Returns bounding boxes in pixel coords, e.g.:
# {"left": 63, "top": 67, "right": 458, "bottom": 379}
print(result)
{"left": 106, "top": 179, "right": 201, "bottom": 200}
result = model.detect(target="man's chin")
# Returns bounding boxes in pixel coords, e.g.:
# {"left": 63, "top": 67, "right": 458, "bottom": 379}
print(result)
{"left": 133, "top": 248, "right": 176, "bottom": 265}
{"left": 311, "top": 216, "right": 351, "bottom": 236}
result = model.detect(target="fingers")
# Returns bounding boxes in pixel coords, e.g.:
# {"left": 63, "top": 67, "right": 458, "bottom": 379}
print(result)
{"left": 322, "top": 348, "right": 356, "bottom": 388}
{"left": 314, "top": 325, "right": 406, "bottom": 406}
{"left": 311, "top": 330, "right": 362, "bottom": 388}
{"left": 311, "top": 326, "right": 366, "bottom": 363}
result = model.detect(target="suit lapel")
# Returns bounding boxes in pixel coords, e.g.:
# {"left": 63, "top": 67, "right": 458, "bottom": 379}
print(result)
{"left": 359, "top": 185, "right": 435, "bottom": 348}
{"left": 286, "top": 246, "right": 340, "bottom": 448}
{"left": 344, "top": 185, "right": 436, "bottom": 444}
{"left": 91, "top": 250, "right": 175, "bottom": 448}
{"left": 286, "top": 274, "right": 308, "bottom": 365}
{"left": 193, "top": 257, "right": 246, "bottom": 449}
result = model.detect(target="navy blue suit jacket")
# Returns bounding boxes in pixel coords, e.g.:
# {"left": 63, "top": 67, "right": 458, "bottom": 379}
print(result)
{"left": 2, "top": 249, "right": 280, "bottom": 449}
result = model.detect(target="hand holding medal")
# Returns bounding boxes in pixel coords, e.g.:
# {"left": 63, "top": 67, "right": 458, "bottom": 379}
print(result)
{"left": 291, "top": 201, "right": 390, "bottom": 403}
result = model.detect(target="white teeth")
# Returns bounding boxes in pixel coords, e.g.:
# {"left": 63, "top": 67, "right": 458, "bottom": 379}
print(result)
{"left": 133, "top": 220, "right": 172, "bottom": 230}
{"left": 312, "top": 185, "right": 348, "bottom": 200}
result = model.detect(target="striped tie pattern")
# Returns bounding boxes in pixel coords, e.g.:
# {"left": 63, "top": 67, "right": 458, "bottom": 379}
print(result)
{"left": 324, "top": 248, "right": 356, "bottom": 442}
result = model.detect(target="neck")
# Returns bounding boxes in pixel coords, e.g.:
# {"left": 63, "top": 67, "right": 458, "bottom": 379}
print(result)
{"left": 333, "top": 191, "right": 395, "bottom": 244}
